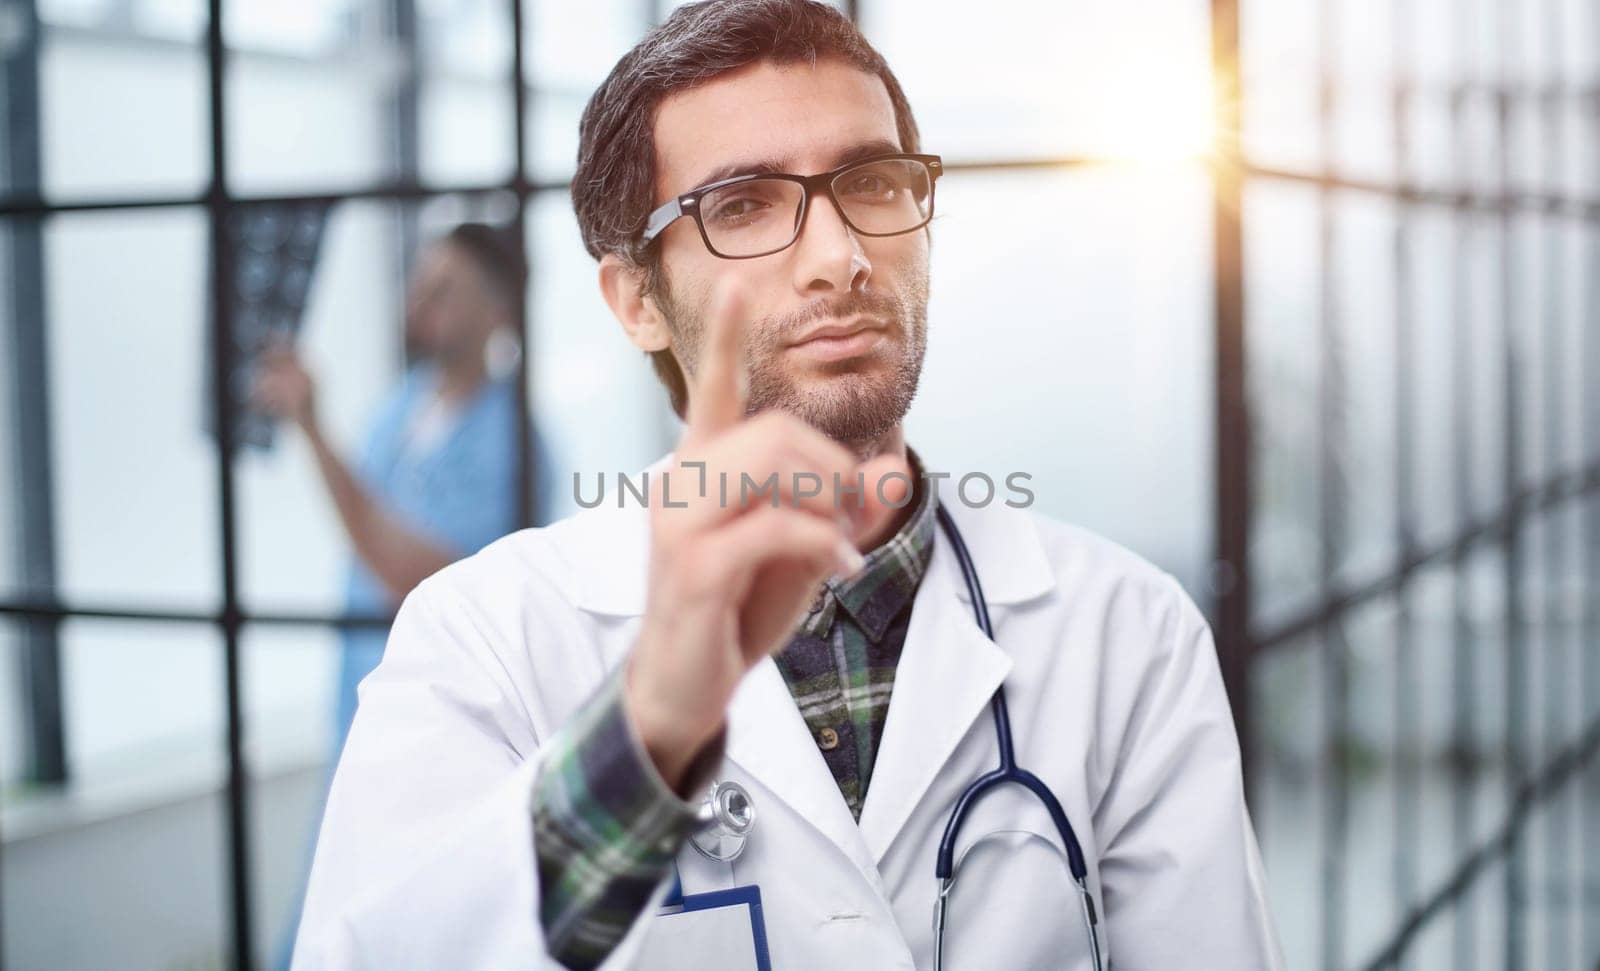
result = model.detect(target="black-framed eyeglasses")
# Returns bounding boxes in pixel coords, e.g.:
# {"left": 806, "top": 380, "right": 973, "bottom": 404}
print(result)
{"left": 638, "top": 152, "right": 943, "bottom": 260}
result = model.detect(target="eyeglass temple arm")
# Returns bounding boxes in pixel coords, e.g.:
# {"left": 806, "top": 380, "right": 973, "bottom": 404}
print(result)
{"left": 641, "top": 197, "right": 692, "bottom": 243}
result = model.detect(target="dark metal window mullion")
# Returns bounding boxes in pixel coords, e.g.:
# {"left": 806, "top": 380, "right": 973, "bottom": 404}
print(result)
{"left": 2, "top": 0, "right": 67, "bottom": 794}
{"left": 2, "top": 2, "right": 55, "bottom": 966}
{"left": 512, "top": 0, "right": 534, "bottom": 531}
{"left": 203, "top": 0, "right": 257, "bottom": 966}
{"left": 391, "top": 0, "right": 422, "bottom": 283}
{"left": 1207, "top": 0, "right": 1254, "bottom": 804}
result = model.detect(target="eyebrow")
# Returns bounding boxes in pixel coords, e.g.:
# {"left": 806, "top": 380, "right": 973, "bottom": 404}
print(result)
{"left": 686, "top": 137, "right": 904, "bottom": 192}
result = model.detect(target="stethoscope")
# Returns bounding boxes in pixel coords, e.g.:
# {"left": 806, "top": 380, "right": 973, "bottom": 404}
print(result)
{"left": 690, "top": 504, "right": 1104, "bottom": 970}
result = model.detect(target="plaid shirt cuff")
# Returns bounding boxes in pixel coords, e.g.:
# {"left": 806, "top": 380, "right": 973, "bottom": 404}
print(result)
{"left": 532, "top": 665, "right": 725, "bottom": 970}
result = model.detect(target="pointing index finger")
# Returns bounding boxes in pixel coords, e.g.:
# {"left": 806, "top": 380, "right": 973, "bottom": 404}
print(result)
{"left": 685, "top": 280, "right": 750, "bottom": 440}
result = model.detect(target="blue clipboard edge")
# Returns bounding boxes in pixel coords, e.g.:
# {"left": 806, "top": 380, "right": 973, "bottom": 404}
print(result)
{"left": 665, "top": 884, "right": 772, "bottom": 971}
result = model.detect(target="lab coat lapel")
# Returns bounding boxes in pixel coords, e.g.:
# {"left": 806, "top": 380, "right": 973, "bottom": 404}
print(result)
{"left": 855, "top": 537, "right": 1014, "bottom": 865}
{"left": 854, "top": 490, "right": 1058, "bottom": 864}
{"left": 725, "top": 656, "right": 881, "bottom": 883}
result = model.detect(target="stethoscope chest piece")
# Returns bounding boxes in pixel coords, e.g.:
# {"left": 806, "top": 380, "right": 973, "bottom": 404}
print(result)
{"left": 689, "top": 779, "right": 755, "bottom": 862}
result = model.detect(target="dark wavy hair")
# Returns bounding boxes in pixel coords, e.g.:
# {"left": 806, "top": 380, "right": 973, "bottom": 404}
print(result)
{"left": 444, "top": 222, "right": 525, "bottom": 313}
{"left": 571, "top": 0, "right": 922, "bottom": 417}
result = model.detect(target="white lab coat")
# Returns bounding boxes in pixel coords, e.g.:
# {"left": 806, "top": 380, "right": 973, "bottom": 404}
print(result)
{"left": 293, "top": 450, "right": 1285, "bottom": 970}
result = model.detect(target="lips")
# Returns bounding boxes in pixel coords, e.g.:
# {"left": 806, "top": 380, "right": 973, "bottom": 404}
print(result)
{"left": 788, "top": 317, "right": 884, "bottom": 348}
{"left": 785, "top": 323, "right": 887, "bottom": 363}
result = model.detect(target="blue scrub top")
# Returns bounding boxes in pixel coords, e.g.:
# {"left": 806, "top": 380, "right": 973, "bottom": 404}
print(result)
{"left": 333, "top": 363, "right": 551, "bottom": 752}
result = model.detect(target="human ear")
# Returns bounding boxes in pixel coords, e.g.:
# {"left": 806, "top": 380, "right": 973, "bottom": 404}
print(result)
{"left": 599, "top": 253, "right": 672, "bottom": 352}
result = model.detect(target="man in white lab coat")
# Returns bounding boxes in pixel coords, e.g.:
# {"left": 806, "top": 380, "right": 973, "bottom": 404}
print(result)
{"left": 294, "top": 1, "right": 1285, "bottom": 968}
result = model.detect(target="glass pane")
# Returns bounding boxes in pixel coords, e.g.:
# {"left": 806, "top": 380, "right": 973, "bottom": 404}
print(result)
{"left": 902, "top": 166, "right": 1214, "bottom": 588}
{"left": 28, "top": 5, "right": 209, "bottom": 202}
{"left": 0, "top": 619, "right": 23, "bottom": 790}
{"left": 1553, "top": 219, "right": 1594, "bottom": 472}
{"left": 419, "top": 80, "right": 516, "bottom": 188}
{"left": 522, "top": 0, "right": 646, "bottom": 182}
{"left": 527, "top": 191, "right": 673, "bottom": 518}
{"left": 1558, "top": 94, "right": 1599, "bottom": 199}
{"left": 1333, "top": 82, "right": 1394, "bottom": 184}
{"left": 1241, "top": 0, "right": 1319, "bottom": 172}
{"left": 1460, "top": 543, "right": 1510, "bottom": 840}
{"left": 1509, "top": 209, "right": 1552, "bottom": 493}
{"left": 1406, "top": 88, "right": 1456, "bottom": 193}
{"left": 1409, "top": 0, "right": 1457, "bottom": 91}
{"left": 44, "top": 208, "right": 220, "bottom": 609}
{"left": 1245, "top": 180, "right": 1323, "bottom": 626}
{"left": 1332, "top": 0, "right": 1393, "bottom": 183}
{"left": 1525, "top": 506, "right": 1584, "bottom": 968}
{"left": 1409, "top": 911, "right": 1456, "bottom": 971}
{"left": 1459, "top": 91, "right": 1500, "bottom": 197}
{"left": 1461, "top": 212, "right": 1506, "bottom": 527}
{"left": 1462, "top": 0, "right": 1501, "bottom": 87}
{"left": 1251, "top": 633, "right": 1324, "bottom": 971}
{"left": 225, "top": 0, "right": 404, "bottom": 194}
{"left": 863, "top": 0, "right": 1213, "bottom": 164}
{"left": 1505, "top": 92, "right": 1548, "bottom": 198}
{"left": 1468, "top": 856, "right": 1511, "bottom": 970}
{"left": 3, "top": 617, "right": 229, "bottom": 970}
{"left": 1518, "top": 511, "right": 1552, "bottom": 757}
{"left": 243, "top": 623, "right": 342, "bottom": 971}
{"left": 1331, "top": 191, "right": 1399, "bottom": 587}
{"left": 1405, "top": 203, "right": 1462, "bottom": 550}
{"left": 418, "top": 0, "right": 515, "bottom": 186}
{"left": 1409, "top": 563, "right": 1462, "bottom": 893}
{"left": 1339, "top": 597, "right": 1400, "bottom": 967}
{"left": 39, "top": 0, "right": 118, "bottom": 25}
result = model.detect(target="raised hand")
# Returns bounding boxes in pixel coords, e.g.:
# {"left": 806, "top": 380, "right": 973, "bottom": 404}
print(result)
{"left": 623, "top": 281, "right": 910, "bottom": 792}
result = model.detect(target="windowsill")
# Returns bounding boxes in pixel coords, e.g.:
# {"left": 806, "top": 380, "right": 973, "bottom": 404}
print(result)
{"left": 2, "top": 708, "right": 334, "bottom": 845}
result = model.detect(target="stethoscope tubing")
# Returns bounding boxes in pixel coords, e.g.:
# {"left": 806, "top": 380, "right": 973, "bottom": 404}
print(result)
{"left": 932, "top": 504, "right": 1104, "bottom": 970}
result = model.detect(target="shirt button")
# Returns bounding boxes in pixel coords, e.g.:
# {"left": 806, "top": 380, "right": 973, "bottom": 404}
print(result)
{"left": 818, "top": 727, "right": 840, "bottom": 751}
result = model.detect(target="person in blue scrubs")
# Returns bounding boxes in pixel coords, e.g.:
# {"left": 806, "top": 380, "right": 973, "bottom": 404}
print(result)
{"left": 254, "top": 223, "right": 553, "bottom": 752}
{"left": 252, "top": 223, "right": 553, "bottom": 968}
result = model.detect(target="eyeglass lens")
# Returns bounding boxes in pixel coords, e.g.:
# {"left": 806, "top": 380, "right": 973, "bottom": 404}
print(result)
{"left": 698, "top": 158, "right": 933, "bottom": 257}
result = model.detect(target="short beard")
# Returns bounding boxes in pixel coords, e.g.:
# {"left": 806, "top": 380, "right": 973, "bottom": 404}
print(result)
{"left": 654, "top": 261, "right": 929, "bottom": 454}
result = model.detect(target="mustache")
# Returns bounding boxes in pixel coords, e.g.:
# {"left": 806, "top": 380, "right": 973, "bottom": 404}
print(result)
{"left": 766, "top": 291, "right": 901, "bottom": 341}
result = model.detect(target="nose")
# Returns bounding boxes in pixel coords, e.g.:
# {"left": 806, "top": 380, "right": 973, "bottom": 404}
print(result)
{"left": 790, "top": 189, "right": 871, "bottom": 296}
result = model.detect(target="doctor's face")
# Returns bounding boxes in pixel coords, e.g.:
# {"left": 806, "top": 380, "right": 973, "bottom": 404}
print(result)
{"left": 644, "top": 58, "right": 930, "bottom": 451}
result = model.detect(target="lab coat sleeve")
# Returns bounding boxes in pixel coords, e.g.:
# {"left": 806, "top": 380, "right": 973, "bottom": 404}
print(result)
{"left": 291, "top": 578, "right": 673, "bottom": 970}
{"left": 1089, "top": 574, "right": 1286, "bottom": 969}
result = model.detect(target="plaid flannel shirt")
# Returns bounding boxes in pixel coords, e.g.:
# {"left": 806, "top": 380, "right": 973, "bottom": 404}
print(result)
{"left": 531, "top": 452, "right": 937, "bottom": 969}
